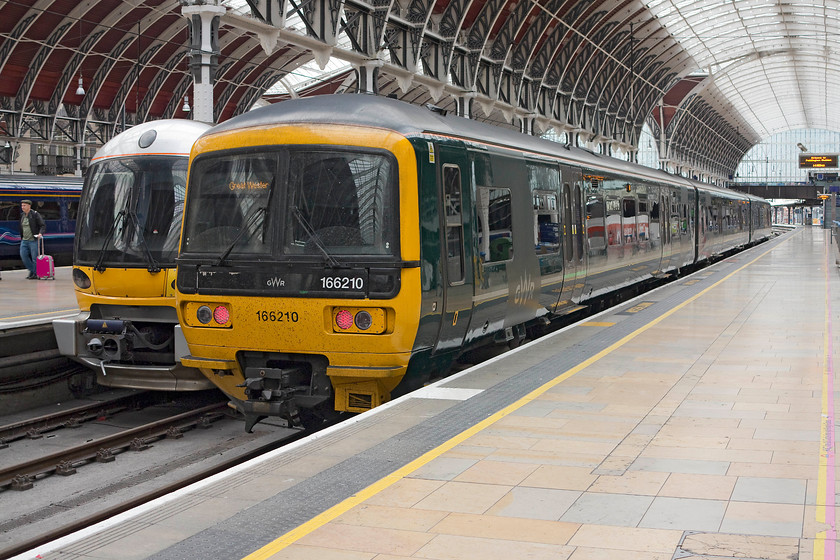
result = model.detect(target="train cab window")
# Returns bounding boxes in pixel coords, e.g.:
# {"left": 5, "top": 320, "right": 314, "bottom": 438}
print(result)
{"left": 477, "top": 187, "right": 513, "bottom": 263}
{"left": 533, "top": 191, "right": 560, "bottom": 254}
{"left": 443, "top": 165, "right": 464, "bottom": 284}
{"left": 183, "top": 153, "right": 274, "bottom": 255}
{"left": 142, "top": 181, "right": 175, "bottom": 251}
{"left": 286, "top": 150, "right": 396, "bottom": 256}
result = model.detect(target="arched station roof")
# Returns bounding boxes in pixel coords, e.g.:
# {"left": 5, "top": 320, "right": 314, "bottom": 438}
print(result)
{"left": 0, "top": 0, "right": 837, "bottom": 182}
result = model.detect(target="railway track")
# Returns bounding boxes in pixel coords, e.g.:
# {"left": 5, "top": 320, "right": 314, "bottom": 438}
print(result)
{"left": 0, "top": 402, "right": 229, "bottom": 491}
{"left": 0, "top": 382, "right": 308, "bottom": 558}
{"left": 0, "top": 392, "right": 163, "bottom": 447}
{"left": 0, "top": 413, "right": 313, "bottom": 559}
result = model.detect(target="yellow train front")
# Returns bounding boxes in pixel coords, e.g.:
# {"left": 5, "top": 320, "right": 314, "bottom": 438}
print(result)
{"left": 54, "top": 119, "right": 215, "bottom": 391}
{"left": 176, "top": 97, "right": 429, "bottom": 431}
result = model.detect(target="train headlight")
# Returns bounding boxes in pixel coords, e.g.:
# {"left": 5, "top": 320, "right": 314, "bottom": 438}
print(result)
{"left": 331, "top": 307, "right": 386, "bottom": 334}
{"left": 354, "top": 310, "right": 373, "bottom": 330}
{"left": 213, "top": 305, "right": 230, "bottom": 325}
{"left": 196, "top": 305, "right": 213, "bottom": 324}
{"left": 73, "top": 268, "right": 91, "bottom": 289}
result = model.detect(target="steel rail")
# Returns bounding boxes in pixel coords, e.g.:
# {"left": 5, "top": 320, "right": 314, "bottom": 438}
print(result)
{"left": 0, "top": 402, "right": 228, "bottom": 490}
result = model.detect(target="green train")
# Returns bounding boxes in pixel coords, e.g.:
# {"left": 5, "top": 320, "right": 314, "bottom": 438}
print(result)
{"left": 174, "top": 95, "right": 772, "bottom": 430}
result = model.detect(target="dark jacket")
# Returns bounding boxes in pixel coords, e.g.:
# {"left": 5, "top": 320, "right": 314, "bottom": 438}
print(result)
{"left": 20, "top": 209, "right": 46, "bottom": 239}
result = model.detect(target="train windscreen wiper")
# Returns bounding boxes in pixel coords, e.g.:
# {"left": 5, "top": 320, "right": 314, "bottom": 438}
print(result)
{"left": 124, "top": 210, "right": 161, "bottom": 273}
{"left": 290, "top": 205, "right": 342, "bottom": 268}
{"left": 214, "top": 206, "right": 267, "bottom": 266}
{"left": 93, "top": 210, "right": 126, "bottom": 273}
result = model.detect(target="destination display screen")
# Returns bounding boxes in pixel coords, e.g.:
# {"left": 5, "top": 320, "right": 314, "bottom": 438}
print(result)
{"left": 799, "top": 154, "right": 839, "bottom": 168}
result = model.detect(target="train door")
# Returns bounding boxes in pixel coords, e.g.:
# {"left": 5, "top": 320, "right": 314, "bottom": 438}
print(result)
{"left": 658, "top": 190, "right": 673, "bottom": 273}
{"left": 559, "top": 165, "right": 585, "bottom": 305}
{"left": 433, "top": 146, "right": 473, "bottom": 354}
{"left": 571, "top": 177, "right": 586, "bottom": 302}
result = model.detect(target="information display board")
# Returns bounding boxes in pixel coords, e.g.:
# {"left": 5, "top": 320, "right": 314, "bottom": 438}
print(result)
{"left": 799, "top": 154, "right": 839, "bottom": 168}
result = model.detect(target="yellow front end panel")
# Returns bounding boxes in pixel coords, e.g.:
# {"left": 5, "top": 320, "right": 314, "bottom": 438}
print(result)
{"left": 179, "top": 264, "right": 421, "bottom": 412}
{"left": 74, "top": 266, "right": 176, "bottom": 308}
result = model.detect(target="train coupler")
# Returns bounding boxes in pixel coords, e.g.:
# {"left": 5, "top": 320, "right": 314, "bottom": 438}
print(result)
{"left": 236, "top": 366, "right": 308, "bottom": 431}
{"left": 84, "top": 319, "right": 130, "bottom": 361}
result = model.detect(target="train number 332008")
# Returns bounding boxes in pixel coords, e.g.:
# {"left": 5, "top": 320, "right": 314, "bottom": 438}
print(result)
{"left": 255, "top": 310, "right": 300, "bottom": 322}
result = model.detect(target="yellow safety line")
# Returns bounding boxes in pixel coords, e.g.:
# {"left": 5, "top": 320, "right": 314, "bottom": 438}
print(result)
{"left": 243, "top": 234, "right": 790, "bottom": 560}
{"left": 0, "top": 308, "right": 78, "bottom": 321}
{"left": 813, "top": 237, "right": 837, "bottom": 560}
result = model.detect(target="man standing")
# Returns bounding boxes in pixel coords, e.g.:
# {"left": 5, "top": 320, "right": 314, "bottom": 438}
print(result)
{"left": 19, "top": 199, "right": 46, "bottom": 279}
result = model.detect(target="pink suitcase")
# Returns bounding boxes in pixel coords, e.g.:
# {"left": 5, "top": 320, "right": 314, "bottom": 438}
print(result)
{"left": 36, "top": 236, "right": 55, "bottom": 280}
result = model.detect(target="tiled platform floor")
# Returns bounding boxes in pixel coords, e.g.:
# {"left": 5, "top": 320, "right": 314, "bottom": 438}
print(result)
{"left": 0, "top": 266, "right": 78, "bottom": 328}
{"left": 261, "top": 227, "right": 839, "bottom": 560}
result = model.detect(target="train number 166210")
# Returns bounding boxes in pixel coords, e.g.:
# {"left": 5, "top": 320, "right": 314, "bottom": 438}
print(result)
{"left": 255, "top": 310, "right": 299, "bottom": 322}
{"left": 320, "top": 276, "right": 364, "bottom": 290}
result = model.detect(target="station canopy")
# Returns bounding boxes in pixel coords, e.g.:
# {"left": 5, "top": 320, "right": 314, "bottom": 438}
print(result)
{"left": 1, "top": 0, "right": 839, "bottom": 182}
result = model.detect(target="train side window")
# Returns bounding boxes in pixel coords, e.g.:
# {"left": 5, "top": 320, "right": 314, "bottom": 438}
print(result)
{"left": 527, "top": 162, "right": 561, "bottom": 256}
{"left": 622, "top": 197, "right": 637, "bottom": 243}
{"left": 476, "top": 186, "right": 513, "bottom": 263}
{"left": 443, "top": 165, "right": 464, "bottom": 283}
{"left": 65, "top": 200, "right": 79, "bottom": 220}
{"left": 647, "top": 197, "right": 664, "bottom": 245}
{"left": 586, "top": 194, "right": 606, "bottom": 254}
{"left": 533, "top": 191, "right": 560, "bottom": 254}
{"left": 32, "top": 199, "right": 61, "bottom": 220}
{"left": 0, "top": 200, "right": 19, "bottom": 221}
{"left": 606, "top": 197, "right": 621, "bottom": 246}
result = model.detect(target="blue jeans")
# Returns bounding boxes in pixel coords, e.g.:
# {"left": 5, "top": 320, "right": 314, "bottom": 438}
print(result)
{"left": 20, "top": 239, "right": 37, "bottom": 276}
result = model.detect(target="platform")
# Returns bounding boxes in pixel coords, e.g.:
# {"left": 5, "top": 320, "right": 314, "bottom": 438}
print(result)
{"left": 10, "top": 225, "right": 839, "bottom": 560}
{"left": 0, "top": 266, "right": 79, "bottom": 329}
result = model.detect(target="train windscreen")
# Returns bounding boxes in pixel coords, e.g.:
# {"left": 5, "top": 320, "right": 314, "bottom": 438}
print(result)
{"left": 75, "top": 156, "right": 188, "bottom": 267}
{"left": 181, "top": 147, "right": 398, "bottom": 260}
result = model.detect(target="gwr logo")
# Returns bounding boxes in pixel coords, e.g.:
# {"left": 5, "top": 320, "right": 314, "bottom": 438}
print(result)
{"left": 513, "top": 272, "right": 535, "bottom": 305}
{"left": 266, "top": 277, "right": 286, "bottom": 288}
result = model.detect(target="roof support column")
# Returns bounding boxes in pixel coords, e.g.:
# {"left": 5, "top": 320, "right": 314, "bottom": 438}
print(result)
{"left": 658, "top": 98, "right": 667, "bottom": 171}
{"left": 356, "top": 60, "right": 383, "bottom": 94}
{"left": 520, "top": 116, "right": 533, "bottom": 135}
{"left": 454, "top": 93, "right": 474, "bottom": 118}
{"left": 182, "top": 1, "right": 225, "bottom": 124}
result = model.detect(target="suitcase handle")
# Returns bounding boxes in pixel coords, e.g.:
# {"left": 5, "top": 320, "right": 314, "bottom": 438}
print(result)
{"left": 38, "top": 235, "right": 45, "bottom": 257}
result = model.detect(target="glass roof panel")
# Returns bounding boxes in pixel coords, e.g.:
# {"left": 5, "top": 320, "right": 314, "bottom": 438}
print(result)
{"left": 648, "top": 0, "right": 840, "bottom": 137}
